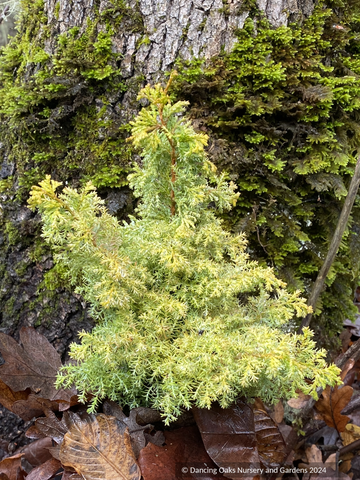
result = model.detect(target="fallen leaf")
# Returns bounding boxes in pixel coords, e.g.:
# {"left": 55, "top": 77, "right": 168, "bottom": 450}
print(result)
{"left": 26, "top": 425, "right": 46, "bottom": 440}
{"left": 277, "top": 424, "right": 297, "bottom": 445}
{"left": 254, "top": 405, "right": 287, "bottom": 467}
{"left": 0, "top": 453, "right": 27, "bottom": 480}
{"left": 59, "top": 412, "right": 141, "bottom": 480}
{"left": 341, "top": 359, "right": 356, "bottom": 381}
{"left": 103, "top": 401, "right": 161, "bottom": 458}
{"left": 315, "top": 385, "right": 353, "bottom": 432}
{"left": 287, "top": 392, "right": 312, "bottom": 409}
{"left": 144, "top": 430, "right": 165, "bottom": 447}
{"left": 26, "top": 458, "right": 62, "bottom": 480}
{"left": 132, "top": 407, "right": 163, "bottom": 425}
{"left": 103, "top": 400, "right": 127, "bottom": 421}
{"left": 307, "top": 426, "right": 339, "bottom": 446}
{"left": 325, "top": 453, "right": 337, "bottom": 469}
{"left": 58, "top": 395, "right": 79, "bottom": 412}
{"left": 0, "top": 474, "right": 9, "bottom": 480}
{"left": 103, "top": 401, "right": 162, "bottom": 425}
{"left": 340, "top": 329, "right": 352, "bottom": 352}
{"left": 339, "top": 452, "right": 353, "bottom": 475}
{"left": 122, "top": 409, "right": 154, "bottom": 459}
{"left": 341, "top": 423, "right": 360, "bottom": 446}
{"left": 35, "top": 411, "right": 69, "bottom": 445}
{"left": 12, "top": 394, "right": 59, "bottom": 421}
{"left": 271, "top": 401, "right": 284, "bottom": 424}
{"left": 48, "top": 446, "right": 61, "bottom": 461}
{"left": 0, "top": 378, "right": 29, "bottom": 412}
{"left": 305, "top": 444, "right": 322, "bottom": 464}
{"left": 193, "top": 400, "right": 260, "bottom": 479}
{"left": 0, "top": 328, "right": 76, "bottom": 403}
{"left": 17, "top": 437, "right": 53, "bottom": 467}
{"left": 138, "top": 425, "right": 225, "bottom": 480}
{"left": 300, "top": 446, "right": 338, "bottom": 480}
{"left": 350, "top": 412, "right": 360, "bottom": 427}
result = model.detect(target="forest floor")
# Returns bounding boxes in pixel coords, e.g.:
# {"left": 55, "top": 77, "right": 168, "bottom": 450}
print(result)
{"left": 0, "top": 323, "right": 360, "bottom": 480}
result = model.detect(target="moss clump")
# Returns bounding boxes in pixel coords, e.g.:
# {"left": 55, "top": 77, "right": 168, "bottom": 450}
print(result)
{"left": 173, "top": 2, "right": 360, "bottom": 343}
{"left": 0, "top": 0, "right": 142, "bottom": 200}
{"left": 0, "top": 0, "right": 143, "bottom": 330}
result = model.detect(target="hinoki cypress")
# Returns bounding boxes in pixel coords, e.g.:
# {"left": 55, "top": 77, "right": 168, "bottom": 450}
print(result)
{"left": 28, "top": 78, "right": 340, "bottom": 423}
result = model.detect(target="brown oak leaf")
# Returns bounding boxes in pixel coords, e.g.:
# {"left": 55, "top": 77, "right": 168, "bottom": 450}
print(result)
{"left": 26, "top": 458, "right": 62, "bottom": 480}
{"left": 103, "top": 400, "right": 163, "bottom": 458}
{"left": 0, "top": 453, "right": 27, "bottom": 480}
{"left": 0, "top": 327, "right": 76, "bottom": 403}
{"left": 0, "top": 378, "right": 29, "bottom": 412}
{"left": 315, "top": 359, "right": 354, "bottom": 433}
{"left": 253, "top": 404, "right": 287, "bottom": 468}
{"left": 315, "top": 385, "right": 353, "bottom": 432}
{"left": 35, "top": 410, "right": 70, "bottom": 445}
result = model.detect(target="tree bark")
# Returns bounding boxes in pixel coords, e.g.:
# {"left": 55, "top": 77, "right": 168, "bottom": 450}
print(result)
{"left": 0, "top": 0, "right": 323, "bottom": 454}
{"left": 0, "top": 0, "right": 317, "bottom": 349}
{"left": 44, "top": 0, "right": 315, "bottom": 76}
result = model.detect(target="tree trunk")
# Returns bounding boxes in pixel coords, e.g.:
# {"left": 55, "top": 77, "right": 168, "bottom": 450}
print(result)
{"left": 0, "top": 0, "right": 315, "bottom": 350}
{"left": 47, "top": 0, "right": 314, "bottom": 71}
{"left": 0, "top": 0, "right": 343, "bottom": 454}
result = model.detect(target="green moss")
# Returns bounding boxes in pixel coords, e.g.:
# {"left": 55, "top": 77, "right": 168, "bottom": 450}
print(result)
{"left": 136, "top": 35, "right": 151, "bottom": 48}
{"left": 99, "top": 0, "right": 143, "bottom": 31}
{"left": 28, "top": 236, "right": 48, "bottom": 262}
{"left": 0, "top": 0, "right": 143, "bottom": 332}
{"left": 15, "top": 260, "right": 29, "bottom": 278}
{"left": 173, "top": 2, "right": 360, "bottom": 343}
{"left": 53, "top": 22, "right": 120, "bottom": 80}
{"left": 0, "top": 177, "right": 13, "bottom": 193}
{"left": 218, "top": 0, "right": 230, "bottom": 15}
{"left": 198, "top": 18, "right": 207, "bottom": 31}
{"left": 42, "top": 264, "right": 67, "bottom": 291}
{"left": 4, "top": 297, "right": 15, "bottom": 317}
{"left": 54, "top": 1, "right": 60, "bottom": 19}
{"left": 0, "top": 0, "right": 140, "bottom": 202}
{"left": 4, "top": 221, "right": 20, "bottom": 246}
{"left": 181, "top": 22, "right": 190, "bottom": 41}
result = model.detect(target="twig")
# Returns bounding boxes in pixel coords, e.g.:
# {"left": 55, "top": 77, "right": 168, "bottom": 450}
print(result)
{"left": 299, "top": 155, "right": 360, "bottom": 332}
{"left": 0, "top": 5, "right": 9, "bottom": 25}
{"left": 157, "top": 72, "right": 178, "bottom": 216}
{"left": 336, "top": 337, "right": 360, "bottom": 370}
{"left": 340, "top": 438, "right": 360, "bottom": 456}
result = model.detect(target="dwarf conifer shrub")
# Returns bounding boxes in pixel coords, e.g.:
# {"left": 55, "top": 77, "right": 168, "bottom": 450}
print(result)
{"left": 28, "top": 78, "right": 340, "bottom": 423}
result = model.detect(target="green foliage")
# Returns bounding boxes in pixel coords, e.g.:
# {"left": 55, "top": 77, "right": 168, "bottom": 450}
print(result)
{"left": 0, "top": 177, "right": 13, "bottom": 193}
{"left": 99, "top": 0, "right": 143, "bottom": 31}
{"left": 29, "top": 82, "right": 340, "bottom": 423}
{"left": 0, "top": 0, "right": 136, "bottom": 200}
{"left": 173, "top": 3, "right": 360, "bottom": 341}
{"left": 0, "top": 0, "right": 141, "bottom": 330}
